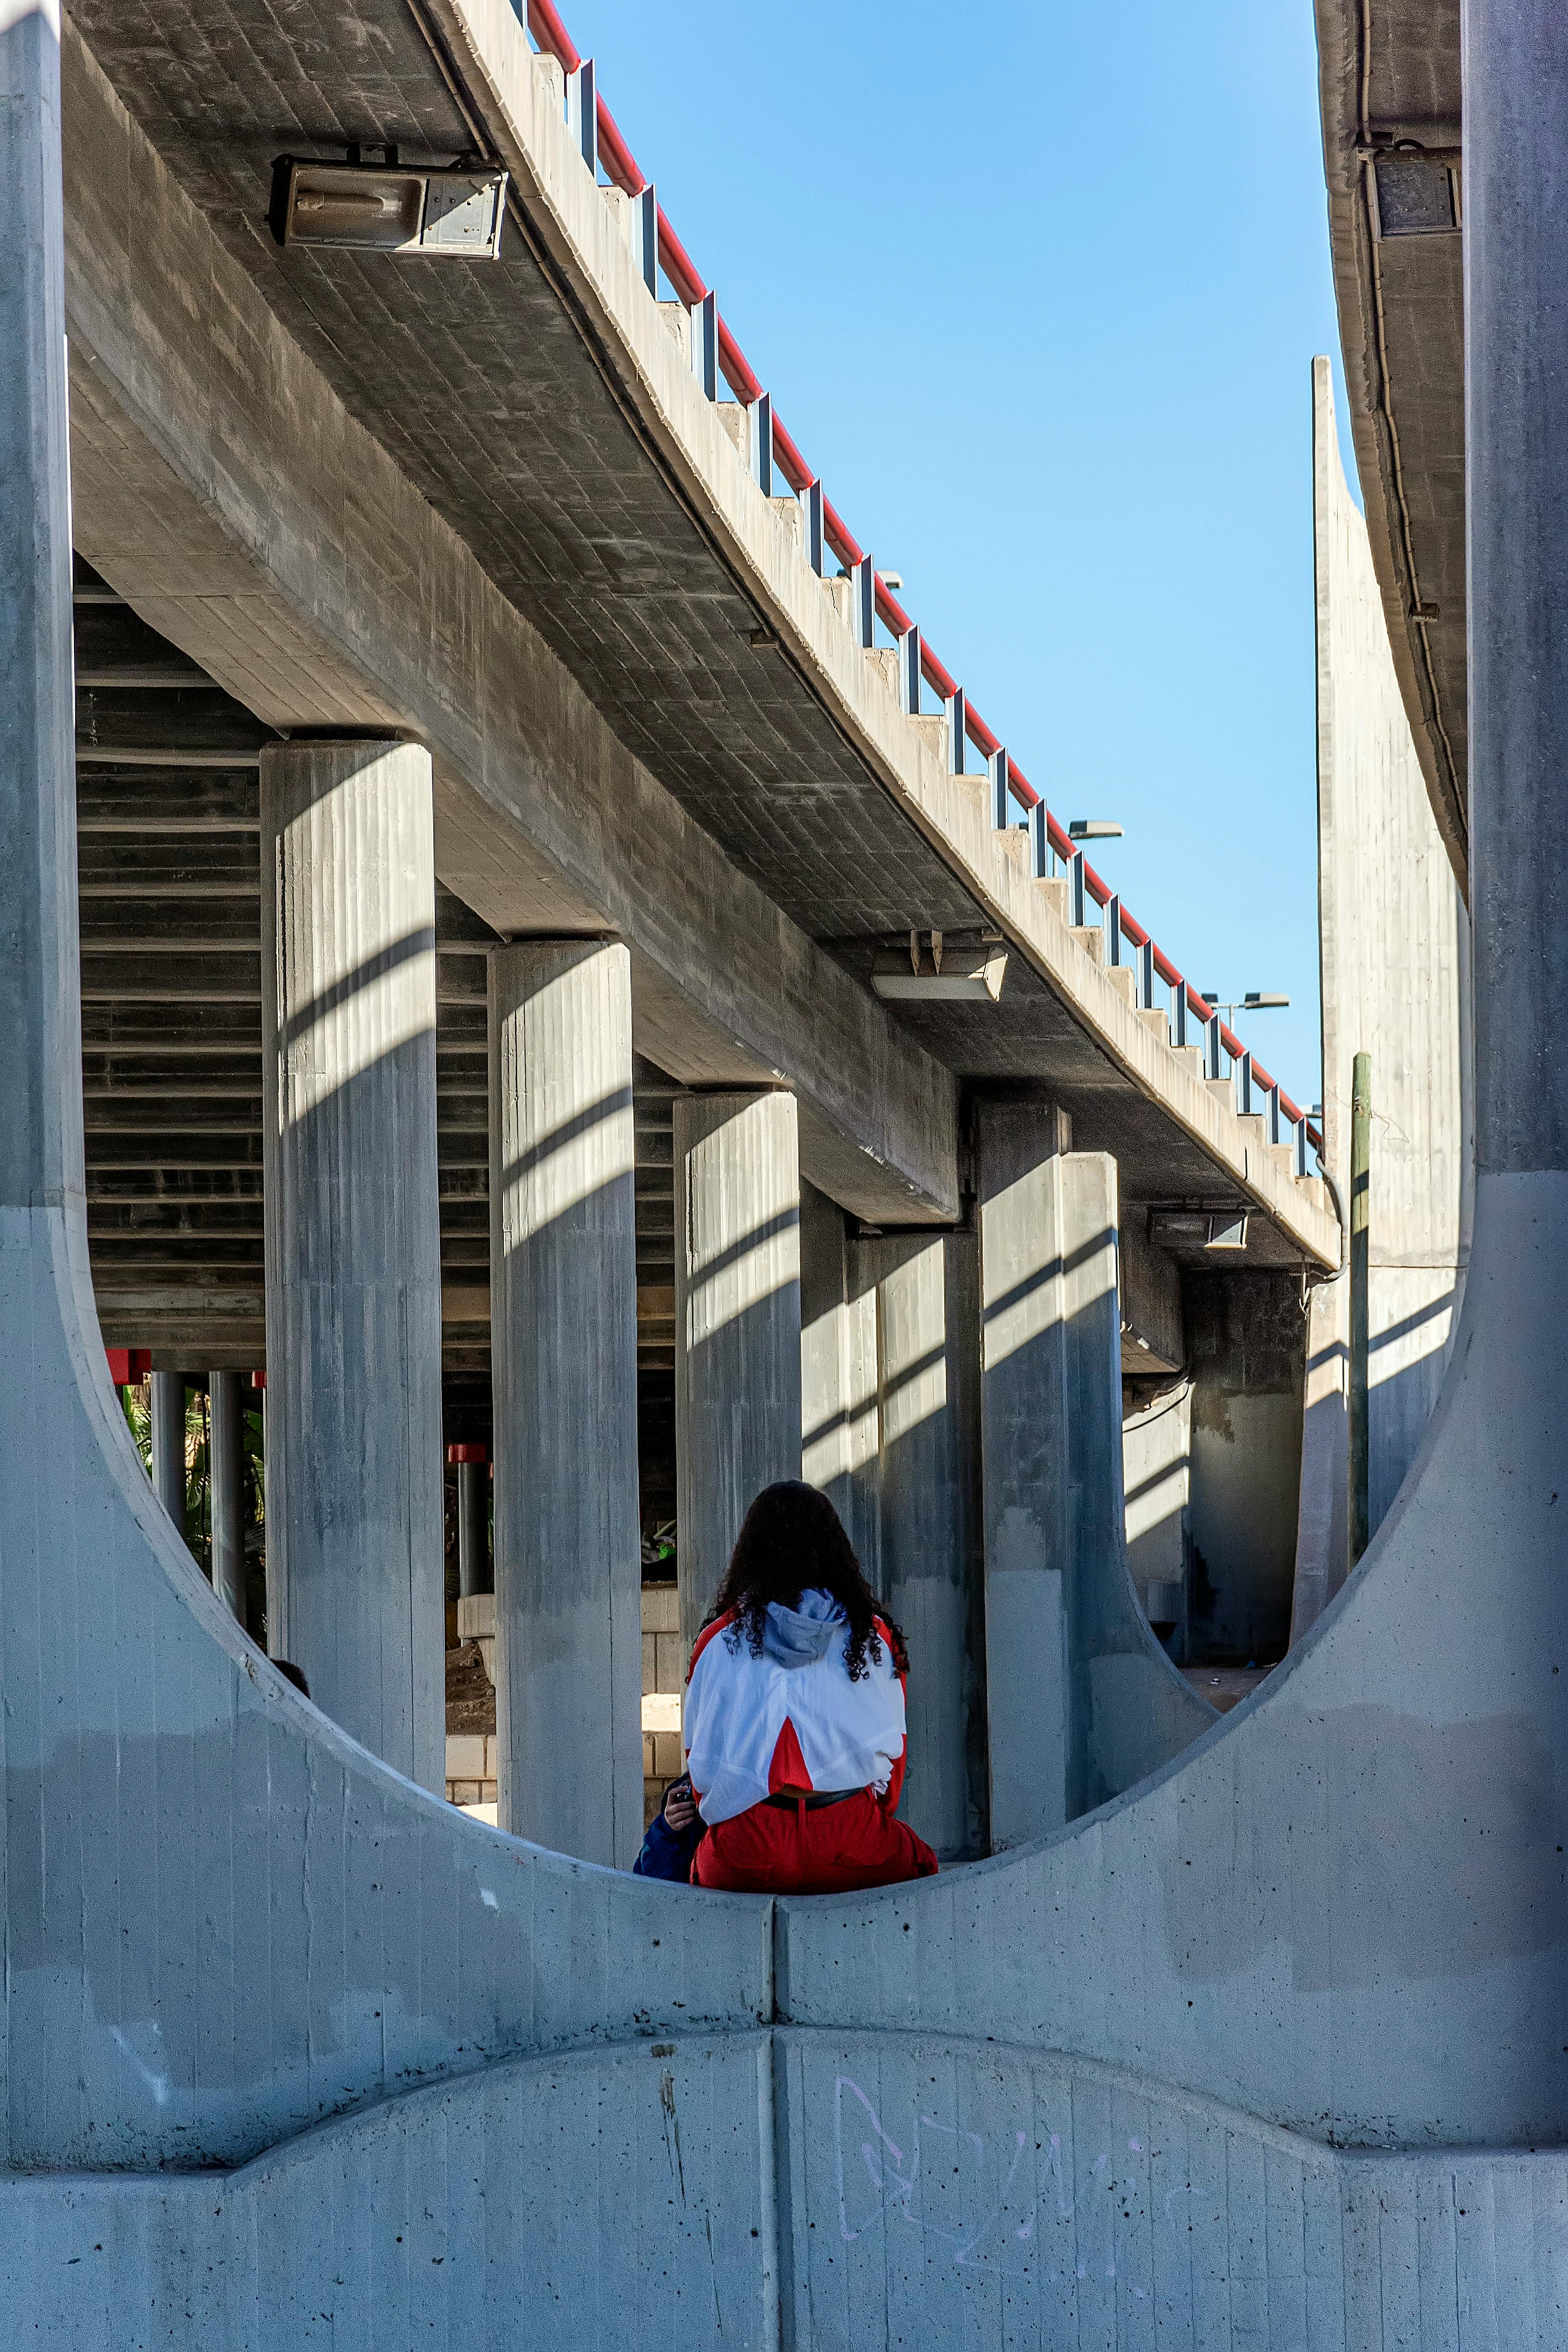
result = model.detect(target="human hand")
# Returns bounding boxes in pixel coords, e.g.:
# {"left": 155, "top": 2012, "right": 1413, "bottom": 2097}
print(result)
{"left": 663, "top": 1779, "right": 697, "bottom": 1832}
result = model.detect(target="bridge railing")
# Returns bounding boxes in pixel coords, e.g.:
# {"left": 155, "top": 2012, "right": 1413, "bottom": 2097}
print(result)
{"left": 521, "top": 0, "right": 1323, "bottom": 1177}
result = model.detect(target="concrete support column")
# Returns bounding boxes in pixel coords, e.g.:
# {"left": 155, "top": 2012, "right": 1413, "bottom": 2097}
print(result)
{"left": 150, "top": 1371, "right": 185, "bottom": 1535}
{"left": 208, "top": 1369, "right": 246, "bottom": 1620}
{"left": 799, "top": 1179, "right": 879, "bottom": 1571}
{"left": 489, "top": 939, "right": 642, "bottom": 1867}
{"left": 674, "top": 1091, "right": 801, "bottom": 1652}
{"left": 865, "top": 1228, "right": 986, "bottom": 1861}
{"left": 450, "top": 1445, "right": 490, "bottom": 1598}
{"left": 260, "top": 738, "right": 444, "bottom": 1791}
{"left": 977, "top": 1099, "right": 1210, "bottom": 1845}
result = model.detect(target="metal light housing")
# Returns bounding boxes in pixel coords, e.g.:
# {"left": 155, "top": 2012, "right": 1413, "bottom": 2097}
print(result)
{"left": 270, "top": 159, "right": 507, "bottom": 259}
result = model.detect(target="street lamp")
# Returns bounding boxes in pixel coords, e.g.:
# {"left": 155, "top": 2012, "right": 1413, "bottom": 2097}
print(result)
{"left": 1068, "top": 819, "right": 1124, "bottom": 840}
{"left": 1200, "top": 990, "right": 1290, "bottom": 1022}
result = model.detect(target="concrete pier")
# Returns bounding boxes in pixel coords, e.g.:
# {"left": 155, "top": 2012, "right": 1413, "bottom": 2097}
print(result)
{"left": 977, "top": 1100, "right": 1210, "bottom": 1842}
{"left": 489, "top": 938, "right": 642, "bottom": 1866}
{"left": 259, "top": 737, "right": 444, "bottom": 1791}
{"left": 208, "top": 1368, "right": 246, "bottom": 1619}
{"left": 674, "top": 1091, "right": 802, "bottom": 1651}
{"left": 799, "top": 1191, "right": 985, "bottom": 1857}
{"left": 450, "top": 1444, "right": 489, "bottom": 1598}
{"left": 149, "top": 1368, "right": 185, "bottom": 1532}
{"left": 799, "top": 1179, "right": 879, "bottom": 1568}
{"left": 866, "top": 1228, "right": 986, "bottom": 1859}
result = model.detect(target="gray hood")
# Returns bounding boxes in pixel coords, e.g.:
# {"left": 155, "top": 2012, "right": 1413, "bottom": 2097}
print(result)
{"left": 761, "top": 1587, "right": 845, "bottom": 1669}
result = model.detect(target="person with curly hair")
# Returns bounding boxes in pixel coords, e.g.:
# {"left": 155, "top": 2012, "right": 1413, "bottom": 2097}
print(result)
{"left": 679, "top": 1480, "right": 938, "bottom": 1895}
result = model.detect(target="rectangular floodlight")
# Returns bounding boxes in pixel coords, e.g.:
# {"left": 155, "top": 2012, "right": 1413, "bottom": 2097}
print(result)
{"left": 270, "top": 160, "right": 507, "bottom": 259}
{"left": 1372, "top": 152, "right": 1459, "bottom": 238}
{"left": 871, "top": 952, "right": 1008, "bottom": 1004}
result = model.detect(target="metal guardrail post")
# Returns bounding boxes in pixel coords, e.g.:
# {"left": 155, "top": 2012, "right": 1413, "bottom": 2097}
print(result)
{"left": 1106, "top": 894, "right": 1122, "bottom": 965}
{"left": 567, "top": 58, "right": 597, "bottom": 174}
{"left": 1068, "top": 850, "right": 1086, "bottom": 928}
{"left": 632, "top": 183, "right": 657, "bottom": 293}
{"left": 1238, "top": 1051, "right": 1254, "bottom": 1116}
{"left": 945, "top": 688, "right": 966, "bottom": 774}
{"left": 899, "top": 625, "right": 921, "bottom": 716}
{"left": 1268, "top": 1083, "right": 1282, "bottom": 1144}
{"left": 1349, "top": 1050, "right": 1372, "bottom": 1566}
{"left": 747, "top": 390, "right": 771, "bottom": 493}
{"left": 1204, "top": 1013, "right": 1223, "bottom": 1082}
{"left": 1173, "top": 984, "right": 1190, "bottom": 1049}
{"left": 1029, "top": 800, "right": 1050, "bottom": 880}
{"left": 1137, "top": 939, "right": 1154, "bottom": 1010}
{"left": 988, "top": 744, "right": 1008, "bottom": 828}
{"left": 689, "top": 289, "right": 718, "bottom": 399}
{"left": 800, "top": 479, "right": 824, "bottom": 575}
{"left": 850, "top": 555, "right": 875, "bottom": 648}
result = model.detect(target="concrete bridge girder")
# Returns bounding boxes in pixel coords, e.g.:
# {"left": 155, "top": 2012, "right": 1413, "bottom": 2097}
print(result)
{"left": 58, "top": 4, "right": 1334, "bottom": 1272}
{"left": 58, "top": 26, "right": 957, "bottom": 1231}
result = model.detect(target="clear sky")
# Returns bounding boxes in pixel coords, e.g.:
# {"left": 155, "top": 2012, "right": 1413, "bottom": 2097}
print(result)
{"left": 558, "top": 0, "right": 1350, "bottom": 1111}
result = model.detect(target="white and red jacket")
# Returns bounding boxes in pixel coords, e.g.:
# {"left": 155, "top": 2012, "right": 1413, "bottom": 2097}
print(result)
{"left": 684, "top": 1588, "right": 907, "bottom": 1826}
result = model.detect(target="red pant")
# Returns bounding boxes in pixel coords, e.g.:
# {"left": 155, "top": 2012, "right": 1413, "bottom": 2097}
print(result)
{"left": 693, "top": 1791, "right": 938, "bottom": 1895}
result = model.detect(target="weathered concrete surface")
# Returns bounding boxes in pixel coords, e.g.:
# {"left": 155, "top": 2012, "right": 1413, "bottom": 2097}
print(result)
{"left": 1119, "top": 1213, "right": 1184, "bottom": 1374}
{"left": 54, "top": 26, "right": 956, "bottom": 1231}
{"left": 674, "top": 1092, "right": 802, "bottom": 1652}
{"left": 977, "top": 1103, "right": 1215, "bottom": 1844}
{"left": 799, "top": 1180, "right": 880, "bottom": 1573}
{"left": 8, "top": 14, "right": 1568, "bottom": 2332}
{"left": 488, "top": 939, "right": 642, "bottom": 1867}
{"left": 1122, "top": 1378, "right": 1191, "bottom": 1637}
{"left": 261, "top": 738, "right": 444, "bottom": 1793}
{"left": 865, "top": 1229, "right": 987, "bottom": 1861}
{"left": 1, "top": 2028, "right": 1560, "bottom": 2350}
{"left": 1313, "top": 0, "right": 1467, "bottom": 882}
{"left": 1292, "top": 360, "right": 1471, "bottom": 1640}
{"left": 1186, "top": 1273, "right": 1307, "bottom": 1664}
{"left": 800, "top": 1192, "right": 986, "bottom": 1858}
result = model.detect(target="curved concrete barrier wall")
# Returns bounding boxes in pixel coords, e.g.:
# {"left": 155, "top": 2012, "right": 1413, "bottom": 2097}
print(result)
{"left": 1, "top": 2029, "right": 1559, "bottom": 2349}
{"left": 4, "top": 3, "right": 1568, "bottom": 2343}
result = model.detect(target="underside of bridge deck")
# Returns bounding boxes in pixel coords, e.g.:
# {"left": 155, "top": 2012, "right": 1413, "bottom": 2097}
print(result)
{"left": 61, "top": 0, "right": 1333, "bottom": 1298}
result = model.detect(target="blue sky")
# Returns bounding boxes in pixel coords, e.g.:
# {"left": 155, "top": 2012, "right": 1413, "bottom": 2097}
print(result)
{"left": 560, "top": 0, "right": 1349, "bottom": 1110}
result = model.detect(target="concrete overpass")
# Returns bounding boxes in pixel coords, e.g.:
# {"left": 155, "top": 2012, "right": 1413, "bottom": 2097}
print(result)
{"left": 0, "top": 0, "right": 1560, "bottom": 2342}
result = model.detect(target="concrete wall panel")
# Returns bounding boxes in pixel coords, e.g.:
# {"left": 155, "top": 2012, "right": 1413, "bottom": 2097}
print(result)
{"left": 1297, "top": 359, "right": 1472, "bottom": 1629}
{"left": 0, "top": 2027, "right": 1559, "bottom": 2349}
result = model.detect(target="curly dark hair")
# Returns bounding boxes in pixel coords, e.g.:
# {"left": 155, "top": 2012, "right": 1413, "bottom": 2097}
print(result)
{"left": 705, "top": 1481, "right": 909, "bottom": 1682}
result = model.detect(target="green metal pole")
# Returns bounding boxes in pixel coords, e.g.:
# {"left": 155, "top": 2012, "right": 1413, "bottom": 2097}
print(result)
{"left": 1349, "top": 1050, "right": 1371, "bottom": 1565}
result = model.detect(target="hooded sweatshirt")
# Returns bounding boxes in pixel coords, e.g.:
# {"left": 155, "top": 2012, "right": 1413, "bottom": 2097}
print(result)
{"left": 684, "top": 1587, "right": 906, "bottom": 1826}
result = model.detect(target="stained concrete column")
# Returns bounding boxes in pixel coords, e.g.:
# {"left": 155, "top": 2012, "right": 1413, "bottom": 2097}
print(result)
{"left": 865, "top": 1228, "right": 986, "bottom": 1861}
{"left": 260, "top": 738, "right": 444, "bottom": 1791}
{"left": 149, "top": 1371, "right": 185, "bottom": 1534}
{"left": 208, "top": 1369, "right": 246, "bottom": 1621}
{"left": 977, "top": 1099, "right": 1210, "bottom": 1845}
{"left": 449, "top": 1445, "right": 490, "bottom": 1598}
{"left": 799, "top": 1179, "right": 879, "bottom": 1570}
{"left": 675, "top": 1091, "right": 801, "bottom": 1652}
{"left": 489, "top": 939, "right": 642, "bottom": 1867}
